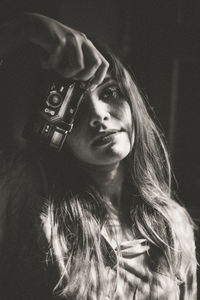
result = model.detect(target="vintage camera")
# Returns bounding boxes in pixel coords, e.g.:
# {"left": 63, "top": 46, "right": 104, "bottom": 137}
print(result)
{"left": 24, "top": 73, "right": 86, "bottom": 152}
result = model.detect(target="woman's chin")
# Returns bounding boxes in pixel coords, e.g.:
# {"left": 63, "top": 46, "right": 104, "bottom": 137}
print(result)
{"left": 88, "top": 144, "right": 131, "bottom": 166}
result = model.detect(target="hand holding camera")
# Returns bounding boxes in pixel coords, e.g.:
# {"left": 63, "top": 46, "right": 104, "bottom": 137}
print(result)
{"left": 23, "top": 13, "right": 109, "bottom": 90}
{"left": 0, "top": 13, "right": 110, "bottom": 150}
{"left": 0, "top": 13, "right": 109, "bottom": 89}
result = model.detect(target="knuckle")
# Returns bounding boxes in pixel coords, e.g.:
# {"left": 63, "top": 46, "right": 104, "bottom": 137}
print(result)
{"left": 79, "top": 32, "right": 87, "bottom": 39}
{"left": 94, "top": 57, "right": 102, "bottom": 68}
{"left": 86, "top": 39, "right": 93, "bottom": 46}
{"left": 71, "top": 32, "right": 81, "bottom": 43}
{"left": 67, "top": 32, "right": 78, "bottom": 44}
{"left": 67, "top": 31, "right": 75, "bottom": 39}
{"left": 53, "top": 34, "right": 63, "bottom": 47}
{"left": 103, "top": 59, "right": 109, "bottom": 69}
{"left": 59, "top": 36, "right": 67, "bottom": 47}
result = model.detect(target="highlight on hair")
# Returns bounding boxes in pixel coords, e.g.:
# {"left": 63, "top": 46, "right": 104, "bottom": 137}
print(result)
{"left": 39, "top": 45, "right": 197, "bottom": 299}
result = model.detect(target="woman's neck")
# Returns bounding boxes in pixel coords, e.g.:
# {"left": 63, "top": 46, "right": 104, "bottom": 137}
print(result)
{"left": 79, "top": 161, "right": 124, "bottom": 207}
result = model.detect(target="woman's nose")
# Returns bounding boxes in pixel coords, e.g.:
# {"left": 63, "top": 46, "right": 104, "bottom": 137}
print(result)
{"left": 89, "top": 112, "right": 110, "bottom": 127}
{"left": 88, "top": 97, "right": 110, "bottom": 128}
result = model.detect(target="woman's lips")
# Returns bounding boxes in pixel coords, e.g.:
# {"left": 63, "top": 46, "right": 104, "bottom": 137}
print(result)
{"left": 92, "top": 131, "right": 123, "bottom": 147}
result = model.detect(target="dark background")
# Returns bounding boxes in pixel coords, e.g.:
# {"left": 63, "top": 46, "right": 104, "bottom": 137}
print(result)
{"left": 0, "top": 0, "right": 199, "bottom": 294}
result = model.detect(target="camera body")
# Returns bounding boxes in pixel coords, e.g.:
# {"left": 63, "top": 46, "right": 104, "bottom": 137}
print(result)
{"left": 24, "top": 73, "right": 86, "bottom": 152}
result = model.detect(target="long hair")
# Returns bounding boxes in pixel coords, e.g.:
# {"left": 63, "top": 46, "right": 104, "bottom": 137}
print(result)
{"left": 38, "top": 45, "right": 196, "bottom": 299}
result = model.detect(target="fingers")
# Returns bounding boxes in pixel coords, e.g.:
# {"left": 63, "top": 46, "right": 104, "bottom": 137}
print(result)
{"left": 28, "top": 13, "right": 109, "bottom": 85}
{"left": 60, "top": 36, "right": 85, "bottom": 78}
{"left": 35, "top": 16, "right": 109, "bottom": 85}
{"left": 41, "top": 40, "right": 65, "bottom": 70}
{"left": 114, "top": 239, "right": 150, "bottom": 284}
{"left": 88, "top": 56, "right": 109, "bottom": 91}
{"left": 44, "top": 33, "right": 109, "bottom": 89}
{"left": 119, "top": 240, "right": 149, "bottom": 258}
{"left": 59, "top": 37, "right": 109, "bottom": 90}
{"left": 74, "top": 41, "right": 109, "bottom": 90}
{"left": 116, "top": 262, "right": 151, "bottom": 296}
{"left": 118, "top": 256, "right": 149, "bottom": 282}
{"left": 119, "top": 239, "right": 148, "bottom": 250}
{"left": 73, "top": 41, "right": 102, "bottom": 81}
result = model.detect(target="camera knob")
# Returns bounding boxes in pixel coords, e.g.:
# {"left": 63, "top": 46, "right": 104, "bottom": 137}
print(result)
{"left": 47, "top": 91, "right": 62, "bottom": 108}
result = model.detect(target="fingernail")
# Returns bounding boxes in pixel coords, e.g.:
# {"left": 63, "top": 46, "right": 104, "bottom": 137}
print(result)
{"left": 88, "top": 84, "right": 97, "bottom": 92}
{"left": 120, "top": 244, "right": 150, "bottom": 252}
{"left": 119, "top": 239, "right": 147, "bottom": 249}
{"left": 141, "top": 240, "right": 148, "bottom": 246}
{"left": 135, "top": 239, "right": 147, "bottom": 244}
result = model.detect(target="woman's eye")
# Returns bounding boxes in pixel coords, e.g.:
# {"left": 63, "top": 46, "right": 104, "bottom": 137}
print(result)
{"left": 101, "top": 86, "right": 121, "bottom": 100}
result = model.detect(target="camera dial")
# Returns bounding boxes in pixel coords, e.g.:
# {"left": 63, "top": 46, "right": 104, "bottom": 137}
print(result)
{"left": 47, "top": 91, "right": 63, "bottom": 108}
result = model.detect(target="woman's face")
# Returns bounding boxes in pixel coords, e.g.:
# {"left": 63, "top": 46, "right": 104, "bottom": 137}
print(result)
{"left": 65, "top": 76, "right": 135, "bottom": 166}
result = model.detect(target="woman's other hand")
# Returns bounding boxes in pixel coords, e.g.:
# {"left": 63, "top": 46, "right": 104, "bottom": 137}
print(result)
{"left": 117, "top": 239, "right": 150, "bottom": 285}
{"left": 116, "top": 240, "right": 179, "bottom": 299}
{"left": 23, "top": 13, "right": 109, "bottom": 88}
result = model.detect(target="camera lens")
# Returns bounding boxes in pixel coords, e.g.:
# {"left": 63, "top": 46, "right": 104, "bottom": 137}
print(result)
{"left": 47, "top": 92, "right": 62, "bottom": 108}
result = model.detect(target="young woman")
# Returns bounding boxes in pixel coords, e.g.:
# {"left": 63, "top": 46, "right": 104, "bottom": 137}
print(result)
{"left": 0, "top": 13, "right": 197, "bottom": 299}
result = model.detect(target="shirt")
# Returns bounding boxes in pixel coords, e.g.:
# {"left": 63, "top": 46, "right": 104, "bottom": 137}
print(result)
{"left": 99, "top": 206, "right": 197, "bottom": 299}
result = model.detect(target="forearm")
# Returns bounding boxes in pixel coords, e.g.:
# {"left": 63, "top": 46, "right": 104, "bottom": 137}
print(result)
{"left": 0, "top": 16, "right": 26, "bottom": 58}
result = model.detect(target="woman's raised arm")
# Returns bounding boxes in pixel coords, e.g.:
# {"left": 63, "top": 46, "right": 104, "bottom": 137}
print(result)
{"left": 0, "top": 13, "right": 109, "bottom": 90}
